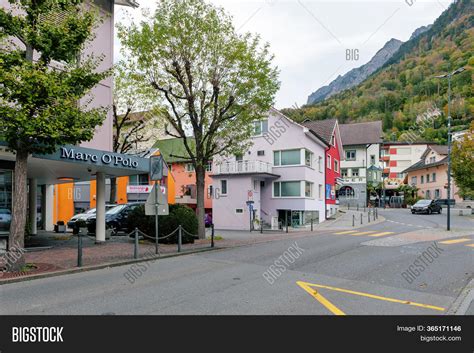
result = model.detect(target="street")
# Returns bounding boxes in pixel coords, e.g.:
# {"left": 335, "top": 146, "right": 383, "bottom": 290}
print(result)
{"left": 1, "top": 209, "right": 472, "bottom": 315}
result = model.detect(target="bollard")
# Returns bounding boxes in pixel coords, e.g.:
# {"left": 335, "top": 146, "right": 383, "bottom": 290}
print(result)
{"left": 348, "top": 204, "right": 350, "bottom": 210}
{"left": 77, "top": 233, "right": 83, "bottom": 268}
{"left": 178, "top": 225, "right": 182, "bottom": 252}
{"left": 211, "top": 223, "right": 215, "bottom": 248}
{"left": 311, "top": 218, "right": 314, "bottom": 232}
{"left": 360, "top": 213, "right": 363, "bottom": 225}
{"left": 286, "top": 222, "right": 289, "bottom": 233}
{"left": 368, "top": 212, "right": 370, "bottom": 223}
{"left": 134, "top": 227, "right": 139, "bottom": 259}
{"left": 260, "top": 221, "right": 263, "bottom": 234}
{"left": 357, "top": 204, "right": 359, "bottom": 211}
{"left": 352, "top": 215, "right": 355, "bottom": 227}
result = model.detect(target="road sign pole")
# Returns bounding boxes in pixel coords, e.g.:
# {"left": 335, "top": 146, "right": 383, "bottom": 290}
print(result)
{"left": 155, "top": 184, "right": 159, "bottom": 255}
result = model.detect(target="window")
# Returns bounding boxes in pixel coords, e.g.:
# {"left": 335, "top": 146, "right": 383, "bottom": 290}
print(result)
{"left": 370, "top": 155, "right": 376, "bottom": 165}
{"left": 273, "top": 149, "right": 301, "bottom": 166}
{"left": 397, "top": 148, "right": 410, "bottom": 155}
{"left": 426, "top": 190, "right": 431, "bottom": 199}
{"left": 429, "top": 156, "right": 436, "bottom": 163}
{"left": 253, "top": 119, "right": 268, "bottom": 136}
{"left": 421, "top": 175, "right": 424, "bottom": 184}
{"left": 185, "top": 163, "right": 195, "bottom": 172}
{"left": 334, "top": 160, "right": 339, "bottom": 172}
{"left": 426, "top": 174, "right": 430, "bottom": 183}
{"left": 331, "top": 135, "right": 335, "bottom": 146}
{"left": 260, "top": 181, "right": 265, "bottom": 188}
{"left": 318, "top": 156, "right": 323, "bottom": 172}
{"left": 411, "top": 176, "right": 417, "bottom": 185}
{"left": 235, "top": 209, "right": 244, "bottom": 214}
{"left": 318, "top": 184, "right": 323, "bottom": 200}
{"left": 352, "top": 169, "right": 359, "bottom": 177}
{"left": 346, "top": 150, "right": 356, "bottom": 160}
{"left": 434, "top": 189, "right": 440, "bottom": 199}
{"left": 327, "top": 155, "right": 331, "bottom": 169}
{"left": 129, "top": 174, "right": 149, "bottom": 185}
{"left": 205, "top": 162, "right": 212, "bottom": 172}
{"left": 208, "top": 185, "right": 213, "bottom": 198}
{"left": 432, "top": 173, "right": 436, "bottom": 182}
{"left": 273, "top": 181, "right": 301, "bottom": 197}
{"left": 305, "top": 182, "right": 313, "bottom": 198}
{"left": 257, "top": 150, "right": 265, "bottom": 156}
{"left": 305, "top": 150, "right": 313, "bottom": 167}
{"left": 221, "top": 180, "right": 227, "bottom": 195}
{"left": 341, "top": 169, "right": 348, "bottom": 177}
{"left": 235, "top": 154, "right": 243, "bottom": 162}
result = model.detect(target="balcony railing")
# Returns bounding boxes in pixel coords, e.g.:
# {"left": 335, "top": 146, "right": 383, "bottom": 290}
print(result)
{"left": 213, "top": 160, "right": 273, "bottom": 175}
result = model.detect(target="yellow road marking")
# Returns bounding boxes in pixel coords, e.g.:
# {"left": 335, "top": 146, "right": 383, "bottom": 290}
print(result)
{"left": 465, "top": 244, "right": 474, "bottom": 248}
{"left": 350, "top": 231, "right": 376, "bottom": 235}
{"left": 334, "top": 230, "right": 358, "bottom": 235}
{"left": 439, "top": 238, "right": 471, "bottom": 245}
{"left": 297, "top": 281, "right": 445, "bottom": 312}
{"left": 296, "top": 281, "right": 345, "bottom": 315}
{"left": 368, "top": 232, "right": 394, "bottom": 237}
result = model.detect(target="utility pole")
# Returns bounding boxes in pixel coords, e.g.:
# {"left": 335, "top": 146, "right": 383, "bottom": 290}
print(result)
{"left": 435, "top": 67, "right": 465, "bottom": 231}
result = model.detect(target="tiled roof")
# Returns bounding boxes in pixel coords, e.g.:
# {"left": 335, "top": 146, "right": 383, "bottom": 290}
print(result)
{"left": 339, "top": 121, "right": 383, "bottom": 146}
{"left": 429, "top": 145, "right": 448, "bottom": 155}
{"left": 402, "top": 156, "right": 448, "bottom": 173}
{"left": 302, "top": 119, "right": 337, "bottom": 145}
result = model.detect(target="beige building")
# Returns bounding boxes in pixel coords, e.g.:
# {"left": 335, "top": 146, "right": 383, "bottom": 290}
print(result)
{"left": 403, "top": 145, "right": 463, "bottom": 203}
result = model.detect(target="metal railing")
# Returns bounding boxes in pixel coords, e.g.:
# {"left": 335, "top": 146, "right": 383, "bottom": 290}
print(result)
{"left": 212, "top": 160, "right": 273, "bottom": 175}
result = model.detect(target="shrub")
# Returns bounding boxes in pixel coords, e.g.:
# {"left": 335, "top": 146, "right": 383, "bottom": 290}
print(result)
{"left": 127, "top": 204, "right": 197, "bottom": 244}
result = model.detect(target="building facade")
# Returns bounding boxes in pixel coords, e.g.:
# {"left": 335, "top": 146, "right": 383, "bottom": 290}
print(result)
{"left": 211, "top": 109, "right": 327, "bottom": 231}
{"left": 338, "top": 121, "right": 383, "bottom": 207}
{"left": 0, "top": 0, "right": 141, "bottom": 249}
{"left": 403, "top": 145, "right": 463, "bottom": 203}
{"left": 303, "top": 119, "right": 343, "bottom": 218}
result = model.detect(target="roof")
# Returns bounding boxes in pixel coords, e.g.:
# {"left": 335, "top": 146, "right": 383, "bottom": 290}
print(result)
{"left": 429, "top": 145, "right": 448, "bottom": 155}
{"left": 382, "top": 141, "right": 435, "bottom": 146}
{"left": 302, "top": 119, "right": 337, "bottom": 145}
{"left": 339, "top": 121, "right": 383, "bottom": 146}
{"left": 402, "top": 156, "right": 448, "bottom": 173}
{"left": 153, "top": 138, "right": 195, "bottom": 163}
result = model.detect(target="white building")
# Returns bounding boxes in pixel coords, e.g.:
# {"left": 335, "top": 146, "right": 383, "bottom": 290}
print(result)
{"left": 211, "top": 109, "right": 327, "bottom": 231}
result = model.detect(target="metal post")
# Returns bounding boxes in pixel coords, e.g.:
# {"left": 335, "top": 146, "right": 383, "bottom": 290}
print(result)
{"left": 352, "top": 215, "right": 355, "bottom": 227}
{"left": 447, "top": 75, "right": 452, "bottom": 231}
{"left": 357, "top": 204, "right": 359, "bottom": 211}
{"left": 311, "top": 218, "right": 313, "bottom": 232}
{"left": 368, "top": 212, "right": 370, "bottom": 223}
{"left": 155, "top": 184, "right": 159, "bottom": 254}
{"left": 285, "top": 211, "right": 289, "bottom": 233}
{"left": 260, "top": 220, "right": 263, "bottom": 234}
{"left": 211, "top": 223, "right": 215, "bottom": 248}
{"left": 134, "top": 227, "right": 139, "bottom": 259}
{"left": 77, "top": 233, "right": 83, "bottom": 267}
{"left": 360, "top": 213, "right": 363, "bottom": 225}
{"left": 178, "top": 225, "right": 182, "bottom": 253}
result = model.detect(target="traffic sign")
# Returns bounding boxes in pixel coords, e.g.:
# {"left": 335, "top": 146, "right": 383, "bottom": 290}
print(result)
{"left": 145, "top": 203, "right": 169, "bottom": 216}
{"left": 146, "top": 184, "right": 167, "bottom": 205}
{"left": 150, "top": 155, "right": 164, "bottom": 181}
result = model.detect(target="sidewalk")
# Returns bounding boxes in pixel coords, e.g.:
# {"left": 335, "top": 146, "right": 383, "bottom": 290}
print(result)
{"left": 317, "top": 209, "right": 385, "bottom": 230}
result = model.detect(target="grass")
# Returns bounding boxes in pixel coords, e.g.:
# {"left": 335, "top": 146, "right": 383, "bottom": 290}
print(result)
{"left": 19, "top": 263, "right": 38, "bottom": 272}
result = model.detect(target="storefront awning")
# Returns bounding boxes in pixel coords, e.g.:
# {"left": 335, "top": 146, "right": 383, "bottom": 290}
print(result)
{"left": 0, "top": 144, "right": 150, "bottom": 185}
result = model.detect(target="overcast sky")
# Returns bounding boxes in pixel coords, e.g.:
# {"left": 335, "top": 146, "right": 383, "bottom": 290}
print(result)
{"left": 114, "top": 0, "right": 452, "bottom": 109}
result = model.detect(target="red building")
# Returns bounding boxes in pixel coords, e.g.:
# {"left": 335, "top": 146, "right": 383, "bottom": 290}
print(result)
{"left": 304, "top": 119, "right": 343, "bottom": 219}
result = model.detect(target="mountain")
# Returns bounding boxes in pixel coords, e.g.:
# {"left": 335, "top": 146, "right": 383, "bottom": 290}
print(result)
{"left": 283, "top": 0, "right": 473, "bottom": 145}
{"left": 307, "top": 38, "right": 403, "bottom": 104}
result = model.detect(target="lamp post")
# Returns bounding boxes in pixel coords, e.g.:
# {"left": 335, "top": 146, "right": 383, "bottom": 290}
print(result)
{"left": 435, "top": 67, "right": 465, "bottom": 231}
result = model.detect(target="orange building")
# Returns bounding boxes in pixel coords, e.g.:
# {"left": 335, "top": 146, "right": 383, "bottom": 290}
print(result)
{"left": 154, "top": 138, "right": 213, "bottom": 214}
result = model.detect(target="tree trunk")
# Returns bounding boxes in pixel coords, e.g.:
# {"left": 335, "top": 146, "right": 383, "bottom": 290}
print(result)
{"left": 7, "top": 150, "right": 29, "bottom": 271}
{"left": 109, "top": 177, "right": 117, "bottom": 204}
{"left": 195, "top": 165, "right": 206, "bottom": 239}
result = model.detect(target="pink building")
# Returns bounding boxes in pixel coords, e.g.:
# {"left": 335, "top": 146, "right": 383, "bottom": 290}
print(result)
{"left": 403, "top": 145, "right": 463, "bottom": 203}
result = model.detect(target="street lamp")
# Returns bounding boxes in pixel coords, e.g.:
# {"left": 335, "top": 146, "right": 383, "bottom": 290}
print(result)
{"left": 434, "top": 67, "right": 465, "bottom": 231}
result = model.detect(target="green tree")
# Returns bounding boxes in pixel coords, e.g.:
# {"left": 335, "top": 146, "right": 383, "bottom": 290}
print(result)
{"left": 452, "top": 121, "right": 474, "bottom": 199}
{"left": 118, "top": 0, "right": 279, "bottom": 238}
{"left": 0, "top": 0, "right": 108, "bottom": 269}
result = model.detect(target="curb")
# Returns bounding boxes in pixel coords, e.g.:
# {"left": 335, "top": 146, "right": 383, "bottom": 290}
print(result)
{"left": 446, "top": 277, "right": 474, "bottom": 315}
{"left": 0, "top": 246, "right": 218, "bottom": 286}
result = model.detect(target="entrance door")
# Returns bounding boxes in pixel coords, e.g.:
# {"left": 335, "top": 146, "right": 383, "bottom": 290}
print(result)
{"left": 277, "top": 209, "right": 291, "bottom": 228}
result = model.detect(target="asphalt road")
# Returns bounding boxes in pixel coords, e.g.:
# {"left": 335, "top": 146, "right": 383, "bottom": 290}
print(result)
{"left": 1, "top": 209, "right": 472, "bottom": 315}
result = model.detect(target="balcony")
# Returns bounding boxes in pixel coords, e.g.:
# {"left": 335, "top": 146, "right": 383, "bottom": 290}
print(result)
{"left": 212, "top": 160, "right": 275, "bottom": 176}
{"left": 340, "top": 177, "right": 366, "bottom": 184}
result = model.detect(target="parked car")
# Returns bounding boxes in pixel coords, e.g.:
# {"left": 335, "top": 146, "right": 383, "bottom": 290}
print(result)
{"left": 411, "top": 200, "right": 442, "bottom": 214}
{"left": 67, "top": 205, "right": 115, "bottom": 229}
{"left": 87, "top": 203, "right": 143, "bottom": 235}
{"left": 0, "top": 208, "right": 11, "bottom": 230}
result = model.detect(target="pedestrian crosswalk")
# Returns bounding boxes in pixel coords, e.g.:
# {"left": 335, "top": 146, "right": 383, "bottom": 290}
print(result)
{"left": 333, "top": 230, "right": 394, "bottom": 237}
{"left": 438, "top": 237, "right": 474, "bottom": 249}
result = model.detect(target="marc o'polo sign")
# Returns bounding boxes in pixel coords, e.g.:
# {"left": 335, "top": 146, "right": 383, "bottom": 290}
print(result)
{"left": 60, "top": 147, "right": 139, "bottom": 168}
{"left": 35, "top": 146, "right": 147, "bottom": 171}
